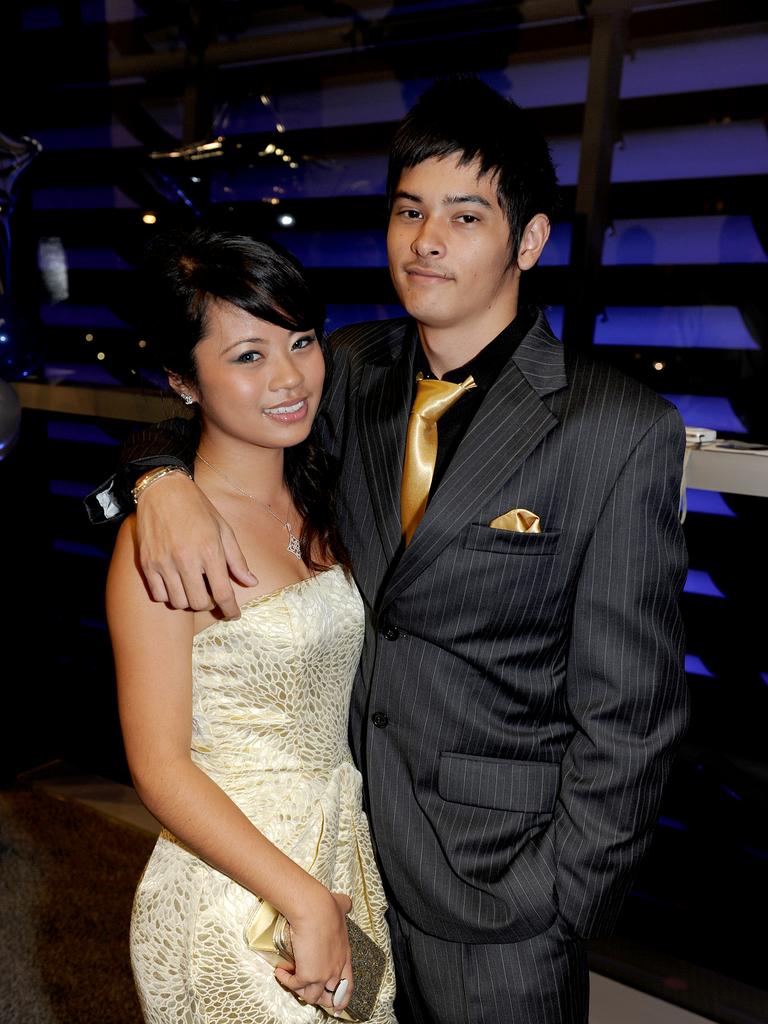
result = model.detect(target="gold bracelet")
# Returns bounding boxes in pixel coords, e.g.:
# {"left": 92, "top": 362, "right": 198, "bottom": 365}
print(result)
{"left": 131, "top": 466, "right": 192, "bottom": 505}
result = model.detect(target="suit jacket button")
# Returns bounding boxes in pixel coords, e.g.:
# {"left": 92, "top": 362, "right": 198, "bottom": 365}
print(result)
{"left": 372, "top": 712, "right": 389, "bottom": 728}
{"left": 383, "top": 626, "right": 400, "bottom": 641}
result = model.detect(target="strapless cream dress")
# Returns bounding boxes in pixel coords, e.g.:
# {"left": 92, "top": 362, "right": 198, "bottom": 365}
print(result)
{"left": 130, "top": 565, "right": 396, "bottom": 1023}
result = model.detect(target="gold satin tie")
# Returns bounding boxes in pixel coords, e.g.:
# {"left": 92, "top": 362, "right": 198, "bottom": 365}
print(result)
{"left": 400, "top": 373, "right": 476, "bottom": 545}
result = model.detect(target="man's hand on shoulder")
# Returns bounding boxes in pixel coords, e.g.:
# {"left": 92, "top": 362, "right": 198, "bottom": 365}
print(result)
{"left": 135, "top": 471, "right": 257, "bottom": 619}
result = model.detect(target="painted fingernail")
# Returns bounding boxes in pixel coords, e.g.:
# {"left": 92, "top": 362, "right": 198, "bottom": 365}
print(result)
{"left": 332, "top": 979, "right": 349, "bottom": 1008}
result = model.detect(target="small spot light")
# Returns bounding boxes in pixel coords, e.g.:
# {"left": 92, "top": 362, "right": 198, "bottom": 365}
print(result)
{"left": 270, "top": 197, "right": 280, "bottom": 205}
{"left": 0, "top": 334, "right": 8, "bottom": 344}
{"left": 289, "top": 162, "right": 298, "bottom": 169}
{"left": 282, "top": 154, "right": 290, "bottom": 162}
{"left": 275, "top": 123, "right": 285, "bottom": 133}
{"left": 142, "top": 212, "right": 157, "bottom": 225}
{"left": 264, "top": 143, "right": 276, "bottom": 155}
{"left": 275, "top": 147, "right": 284, "bottom": 156}
{"left": 96, "top": 351, "right": 106, "bottom": 361}
{"left": 653, "top": 361, "right": 665, "bottom": 371}
{"left": 260, "top": 94, "right": 270, "bottom": 105}
{"left": 278, "top": 214, "right": 295, "bottom": 227}
{"left": 138, "top": 339, "right": 147, "bottom": 349}
{"left": 85, "top": 333, "right": 94, "bottom": 342}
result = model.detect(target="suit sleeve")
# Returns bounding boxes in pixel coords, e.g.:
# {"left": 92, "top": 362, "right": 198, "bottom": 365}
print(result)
{"left": 317, "top": 329, "right": 352, "bottom": 461}
{"left": 83, "top": 416, "right": 199, "bottom": 525}
{"left": 553, "top": 404, "right": 689, "bottom": 938}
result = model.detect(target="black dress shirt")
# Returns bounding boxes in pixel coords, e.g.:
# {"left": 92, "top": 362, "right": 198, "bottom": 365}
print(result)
{"left": 411, "top": 307, "right": 535, "bottom": 500}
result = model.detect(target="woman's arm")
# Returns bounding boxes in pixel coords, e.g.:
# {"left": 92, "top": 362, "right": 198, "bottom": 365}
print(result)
{"left": 106, "top": 520, "right": 353, "bottom": 1010}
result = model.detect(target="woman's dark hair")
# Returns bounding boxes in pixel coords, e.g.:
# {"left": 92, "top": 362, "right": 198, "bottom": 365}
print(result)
{"left": 387, "top": 75, "right": 559, "bottom": 262}
{"left": 138, "top": 226, "right": 349, "bottom": 574}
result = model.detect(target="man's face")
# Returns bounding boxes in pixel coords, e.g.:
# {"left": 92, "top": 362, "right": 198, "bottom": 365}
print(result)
{"left": 386, "top": 154, "right": 520, "bottom": 341}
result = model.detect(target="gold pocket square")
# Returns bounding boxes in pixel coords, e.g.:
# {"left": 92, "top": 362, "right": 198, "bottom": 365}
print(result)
{"left": 489, "top": 508, "right": 541, "bottom": 533}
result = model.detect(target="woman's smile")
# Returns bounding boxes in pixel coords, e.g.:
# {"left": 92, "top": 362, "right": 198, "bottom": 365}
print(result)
{"left": 263, "top": 398, "right": 310, "bottom": 423}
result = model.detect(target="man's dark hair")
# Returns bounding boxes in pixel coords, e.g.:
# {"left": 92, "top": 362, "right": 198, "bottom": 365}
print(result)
{"left": 387, "top": 76, "right": 559, "bottom": 259}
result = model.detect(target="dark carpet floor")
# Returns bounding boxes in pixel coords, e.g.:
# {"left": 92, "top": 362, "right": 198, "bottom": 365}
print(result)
{"left": 0, "top": 783, "right": 154, "bottom": 1024}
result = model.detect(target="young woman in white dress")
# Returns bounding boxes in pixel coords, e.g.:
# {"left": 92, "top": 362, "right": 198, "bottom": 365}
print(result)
{"left": 106, "top": 228, "right": 396, "bottom": 1024}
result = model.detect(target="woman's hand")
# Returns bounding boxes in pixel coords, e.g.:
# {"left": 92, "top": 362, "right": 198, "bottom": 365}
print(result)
{"left": 135, "top": 470, "right": 257, "bottom": 618}
{"left": 275, "top": 890, "right": 354, "bottom": 1014}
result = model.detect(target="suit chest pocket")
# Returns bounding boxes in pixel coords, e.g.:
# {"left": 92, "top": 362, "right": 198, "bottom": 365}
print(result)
{"left": 463, "top": 523, "right": 561, "bottom": 556}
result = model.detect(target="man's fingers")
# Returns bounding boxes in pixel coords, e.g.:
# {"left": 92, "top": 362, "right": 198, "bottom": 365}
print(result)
{"left": 143, "top": 571, "right": 170, "bottom": 605}
{"left": 221, "top": 523, "right": 259, "bottom": 588}
{"left": 203, "top": 563, "right": 240, "bottom": 620}
{"left": 178, "top": 568, "right": 217, "bottom": 612}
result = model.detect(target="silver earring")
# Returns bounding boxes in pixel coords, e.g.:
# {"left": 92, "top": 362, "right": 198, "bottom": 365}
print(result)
{"left": 180, "top": 393, "right": 194, "bottom": 406}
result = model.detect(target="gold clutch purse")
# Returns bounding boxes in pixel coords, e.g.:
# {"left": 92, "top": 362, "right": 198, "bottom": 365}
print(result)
{"left": 245, "top": 899, "right": 387, "bottom": 1022}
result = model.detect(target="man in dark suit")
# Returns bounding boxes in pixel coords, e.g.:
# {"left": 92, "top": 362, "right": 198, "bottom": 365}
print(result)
{"left": 88, "top": 78, "right": 688, "bottom": 1023}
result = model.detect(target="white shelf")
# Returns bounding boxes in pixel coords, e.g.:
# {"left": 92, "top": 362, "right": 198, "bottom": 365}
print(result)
{"left": 685, "top": 443, "right": 768, "bottom": 498}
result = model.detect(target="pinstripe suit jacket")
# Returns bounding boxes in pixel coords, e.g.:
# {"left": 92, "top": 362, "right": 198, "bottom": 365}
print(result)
{"left": 323, "top": 311, "right": 689, "bottom": 946}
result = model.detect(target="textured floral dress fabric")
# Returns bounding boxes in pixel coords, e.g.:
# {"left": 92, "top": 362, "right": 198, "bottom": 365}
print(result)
{"left": 130, "top": 566, "right": 397, "bottom": 1023}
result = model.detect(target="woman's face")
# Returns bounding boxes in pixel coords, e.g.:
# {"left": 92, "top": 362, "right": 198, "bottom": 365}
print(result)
{"left": 178, "top": 299, "right": 325, "bottom": 453}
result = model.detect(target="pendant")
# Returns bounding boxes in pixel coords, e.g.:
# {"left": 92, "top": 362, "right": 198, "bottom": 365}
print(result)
{"left": 286, "top": 531, "right": 302, "bottom": 559}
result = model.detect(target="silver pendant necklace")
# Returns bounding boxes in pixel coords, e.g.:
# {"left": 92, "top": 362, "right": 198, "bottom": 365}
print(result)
{"left": 196, "top": 453, "right": 302, "bottom": 560}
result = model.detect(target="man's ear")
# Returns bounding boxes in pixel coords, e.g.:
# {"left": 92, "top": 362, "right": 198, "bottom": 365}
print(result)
{"left": 516, "top": 214, "right": 550, "bottom": 271}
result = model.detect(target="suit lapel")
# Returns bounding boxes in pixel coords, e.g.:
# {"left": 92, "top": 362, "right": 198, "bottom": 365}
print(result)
{"left": 379, "top": 314, "right": 567, "bottom": 610}
{"left": 356, "top": 324, "right": 416, "bottom": 563}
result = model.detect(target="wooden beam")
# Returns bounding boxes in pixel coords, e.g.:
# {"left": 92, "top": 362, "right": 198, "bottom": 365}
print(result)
{"left": 562, "top": 0, "right": 631, "bottom": 348}
{"left": 13, "top": 381, "right": 177, "bottom": 423}
{"left": 107, "top": 0, "right": 725, "bottom": 81}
